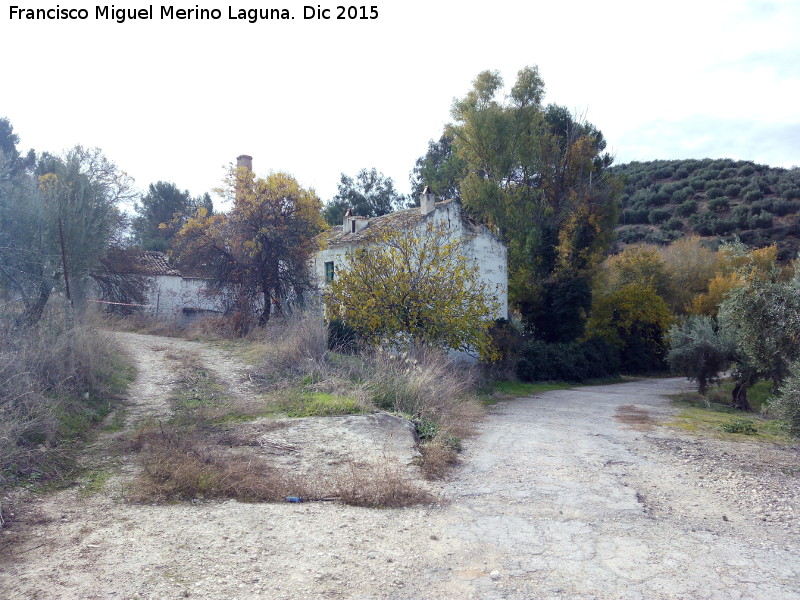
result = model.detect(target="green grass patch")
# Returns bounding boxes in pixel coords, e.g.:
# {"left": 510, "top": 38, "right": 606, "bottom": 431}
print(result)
{"left": 286, "top": 392, "right": 366, "bottom": 417}
{"left": 669, "top": 392, "right": 791, "bottom": 443}
{"left": 489, "top": 381, "right": 574, "bottom": 397}
{"left": 78, "top": 468, "right": 112, "bottom": 497}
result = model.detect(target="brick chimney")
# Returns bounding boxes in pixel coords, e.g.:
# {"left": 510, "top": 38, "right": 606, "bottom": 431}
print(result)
{"left": 236, "top": 155, "right": 253, "bottom": 172}
{"left": 420, "top": 186, "right": 436, "bottom": 215}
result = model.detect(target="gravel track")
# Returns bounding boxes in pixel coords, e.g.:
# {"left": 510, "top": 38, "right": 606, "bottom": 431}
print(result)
{"left": 1, "top": 334, "right": 798, "bottom": 599}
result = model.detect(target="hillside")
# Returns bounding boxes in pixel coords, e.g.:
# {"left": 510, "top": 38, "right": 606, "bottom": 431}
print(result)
{"left": 610, "top": 159, "right": 800, "bottom": 259}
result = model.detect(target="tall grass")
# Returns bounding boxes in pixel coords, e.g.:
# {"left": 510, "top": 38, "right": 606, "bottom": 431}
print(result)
{"left": 0, "top": 309, "right": 130, "bottom": 492}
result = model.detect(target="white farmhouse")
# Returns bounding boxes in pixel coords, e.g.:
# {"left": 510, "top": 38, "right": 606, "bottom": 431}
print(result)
{"left": 94, "top": 250, "right": 226, "bottom": 323}
{"left": 312, "top": 188, "right": 508, "bottom": 320}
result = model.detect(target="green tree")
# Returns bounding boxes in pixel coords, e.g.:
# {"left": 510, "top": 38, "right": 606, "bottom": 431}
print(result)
{"left": 132, "top": 182, "right": 213, "bottom": 252}
{"left": 773, "top": 360, "right": 800, "bottom": 437}
{"left": 174, "top": 167, "right": 326, "bottom": 331}
{"left": 409, "top": 134, "right": 465, "bottom": 201}
{"left": 444, "top": 67, "right": 619, "bottom": 339}
{"left": 324, "top": 221, "right": 500, "bottom": 358}
{"left": 585, "top": 283, "right": 673, "bottom": 373}
{"left": 323, "top": 168, "right": 406, "bottom": 226}
{"left": 667, "top": 315, "right": 734, "bottom": 395}
{"left": 0, "top": 139, "right": 130, "bottom": 325}
{"left": 718, "top": 263, "right": 800, "bottom": 409}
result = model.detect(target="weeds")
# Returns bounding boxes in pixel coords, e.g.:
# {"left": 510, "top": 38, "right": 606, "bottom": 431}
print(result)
{"left": 0, "top": 310, "right": 132, "bottom": 493}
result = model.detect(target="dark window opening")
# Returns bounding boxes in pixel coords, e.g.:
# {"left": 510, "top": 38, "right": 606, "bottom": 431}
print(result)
{"left": 325, "top": 261, "right": 335, "bottom": 282}
{"left": 351, "top": 220, "right": 356, "bottom": 233}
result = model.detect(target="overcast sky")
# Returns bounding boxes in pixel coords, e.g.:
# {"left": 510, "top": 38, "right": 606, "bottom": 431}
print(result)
{"left": 2, "top": 0, "right": 798, "bottom": 208}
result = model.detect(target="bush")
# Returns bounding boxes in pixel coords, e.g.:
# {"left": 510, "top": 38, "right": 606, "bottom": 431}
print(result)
{"left": 721, "top": 418, "right": 757, "bottom": 435}
{"left": 0, "top": 315, "right": 129, "bottom": 488}
{"left": 738, "top": 165, "right": 756, "bottom": 176}
{"left": 725, "top": 184, "right": 741, "bottom": 197}
{"left": 675, "top": 199, "right": 698, "bottom": 216}
{"left": 327, "top": 318, "right": 359, "bottom": 353}
{"left": 744, "top": 189, "right": 764, "bottom": 202}
{"left": 782, "top": 188, "right": 800, "bottom": 200}
{"left": 772, "top": 199, "right": 799, "bottom": 216}
{"left": 515, "top": 337, "right": 619, "bottom": 383}
{"left": 616, "top": 227, "right": 649, "bottom": 244}
{"left": 708, "top": 197, "right": 729, "bottom": 211}
{"left": 773, "top": 360, "right": 800, "bottom": 437}
{"left": 747, "top": 211, "right": 774, "bottom": 229}
{"left": 648, "top": 208, "right": 671, "bottom": 224}
{"left": 621, "top": 207, "right": 650, "bottom": 224}
{"left": 689, "top": 179, "right": 705, "bottom": 191}
{"left": 667, "top": 315, "right": 732, "bottom": 395}
{"left": 689, "top": 211, "right": 718, "bottom": 235}
{"left": 711, "top": 219, "right": 738, "bottom": 235}
{"left": 662, "top": 217, "right": 684, "bottom": 231}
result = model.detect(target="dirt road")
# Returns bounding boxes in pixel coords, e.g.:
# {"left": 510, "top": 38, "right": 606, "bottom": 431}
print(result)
{"left": 1, "top": 334, "right": 798, "bottom": 599}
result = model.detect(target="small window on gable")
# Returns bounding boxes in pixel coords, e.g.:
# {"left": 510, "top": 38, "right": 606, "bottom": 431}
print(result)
{"left": 351, "top": 220, "right": 356, "bottom": 233}
{"left": 325, "top": 261, "right": 335, "bottom": 282}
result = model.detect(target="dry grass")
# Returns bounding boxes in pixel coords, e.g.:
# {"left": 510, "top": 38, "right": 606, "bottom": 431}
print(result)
{"left": 335, "top": 460, "right": 437, "bottom": 508}
{"left": 127, "top": 424, "right": 314, "bottom": 502}
{"left": 0, "top": 309, "right": 131, "bottom": 491}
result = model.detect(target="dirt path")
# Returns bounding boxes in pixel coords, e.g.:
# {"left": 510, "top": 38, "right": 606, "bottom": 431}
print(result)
{"left": 1, "top": 334, "right": 799, "bottom": 599}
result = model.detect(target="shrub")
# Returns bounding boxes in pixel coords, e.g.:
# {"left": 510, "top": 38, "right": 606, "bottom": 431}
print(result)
{"left": 616, "top": 227, "right": 649, "bottom": 244}
{"left": 674, "top": 166, "right": 690, "bottom": 179}
{"left": 515, "top": 337, "right": 619, "bottom": 383}
{"left": 662, "top": 217, "right": 684, "bottom": 231}
{"left": 648, "top": 191, "right": 671, "bottom": 206}
{"left": 773, "top": 360, "right": 800, "bottom": 437}
{"left": 747, "top": 211, "right": 774, "bottom": 229}
{"left": 711, "top": 219, "right": 737, "bottom": 235}
{"left": 648, "top": 208, "right": 671, "bottom": 224}
{"left": 689, "top": 211, "right": 718, "bottom": 235}
{"left": 772, "top": 199, "right": 799, "bottom": 216}
{"left": 689, "top": 179, "right": 705, "bottom": 191}
{"left": 738, "top": 165, "right": 756, "bottom": 176}
{"left": 621, "top": 207, "right": 650, "bottom": 224}
{"left": 744, "top": 189, "right": 764, "bottom": 202}
{"left": 257, "top": 312, "right": 327, "bottom": 378}
{"left": 724, "top": 184, "right": 741, "bottom": 197}
{"left": 708, "top": 197, "right": 729, "bottom": 211}
{"left": 719, "top": 168, "right": 737, "bottom": 179}
{"left": 782, "top": 188, "right": 800, "bottom": 200}
{"left": 675, "top": 199, "right": 698, "bottom": 216}
{"left": 671, "top": 188, "right": 691, "bottom": 203}
{"left": 721, "top": 418, "right": 757, "bottom": 435}
{"left": 732, "top": 205, "right": 751, "bottom": 228}
{"left": 327, "top": 318, "right": 359, "bottom": 353}
{"left": 667, "top": 315, "right": 732, "bottom": 395}
{"left": 0, "top": 315, "right": 129, "bottom": 488}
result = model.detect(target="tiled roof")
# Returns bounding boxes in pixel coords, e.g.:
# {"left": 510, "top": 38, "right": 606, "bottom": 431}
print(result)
{"left": 102, "top": 249, "right": 182, "bottom": 276}
{"left": 321, "top": 199, "right": 461, "bottom": 246}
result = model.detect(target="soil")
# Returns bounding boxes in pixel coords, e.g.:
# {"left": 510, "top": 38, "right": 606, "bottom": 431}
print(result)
{"left": 1, "top": 332, "right": 799, "bottom": 599}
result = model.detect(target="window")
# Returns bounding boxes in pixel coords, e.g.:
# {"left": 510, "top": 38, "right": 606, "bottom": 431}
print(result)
{"left": 325, "top": 261, "right": 335, "bottom": 282}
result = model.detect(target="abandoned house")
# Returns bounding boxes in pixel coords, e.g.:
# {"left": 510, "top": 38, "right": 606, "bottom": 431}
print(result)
{"left": 92, "top": 249, "right": 225, "bottom": 323}
{"left": 313, "top": 187, "right": 509, "bottom": 320}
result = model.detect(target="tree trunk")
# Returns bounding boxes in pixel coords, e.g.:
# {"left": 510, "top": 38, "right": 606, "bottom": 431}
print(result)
{"left": 18, "top": 281, "right": 52, "bottom": 327}
{"left": 731, "top": 381, "right": 751, "bottom": 411}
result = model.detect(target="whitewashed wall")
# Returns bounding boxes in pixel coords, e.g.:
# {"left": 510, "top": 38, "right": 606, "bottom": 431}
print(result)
{"left": 313, "top": 202, "right": 508, "bottom": 320}
{"left": 143, "top": 276, "right": 227, "bottom": 321}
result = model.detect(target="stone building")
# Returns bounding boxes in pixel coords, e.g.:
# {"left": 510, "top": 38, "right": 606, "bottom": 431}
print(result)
{"left": 313, "top": 187, "right": 508, "bottom": 320}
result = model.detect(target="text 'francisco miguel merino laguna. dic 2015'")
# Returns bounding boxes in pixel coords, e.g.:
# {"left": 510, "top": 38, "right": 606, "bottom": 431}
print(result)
{"left": 8, "top": 5, "right": 379, "bottom": 23}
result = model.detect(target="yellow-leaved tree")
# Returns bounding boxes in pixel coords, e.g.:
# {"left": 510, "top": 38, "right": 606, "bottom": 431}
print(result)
{"left": 324, "top": 222, "right": 500, "bottom": 359}
{"left": 173, "top": 166, "right": 326, "bottom": 333}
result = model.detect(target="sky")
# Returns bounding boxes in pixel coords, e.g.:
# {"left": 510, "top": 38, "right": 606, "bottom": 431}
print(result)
{"left": 2, "top": 0, "right": 798, "bottom": 209}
